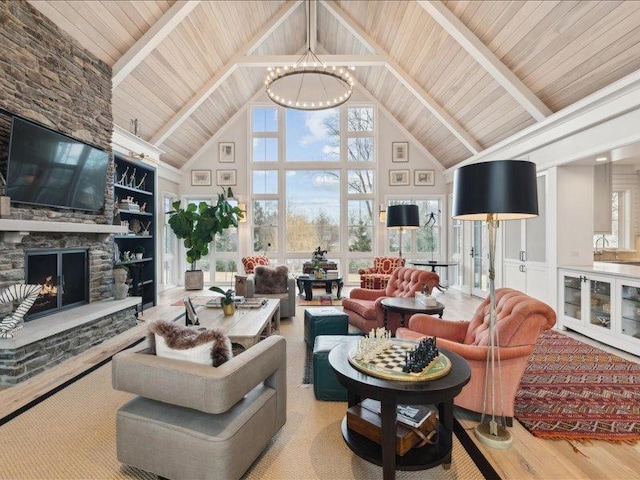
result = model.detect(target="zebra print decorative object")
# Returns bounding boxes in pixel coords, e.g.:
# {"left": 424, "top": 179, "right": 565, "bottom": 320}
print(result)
{"left": 0, "top": 284, "right": 42, "bottom": 339}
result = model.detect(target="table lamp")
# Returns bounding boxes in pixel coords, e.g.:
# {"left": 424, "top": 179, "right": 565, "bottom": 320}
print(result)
{"left": 386, "top": 204, "right": 420, "bottom": 258}
{"left": 452, "top": 159, "right": 538, "bottom": 449}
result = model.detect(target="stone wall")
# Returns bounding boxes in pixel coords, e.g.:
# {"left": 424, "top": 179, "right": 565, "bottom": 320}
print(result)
{"left": 0, "top": 0, "right": 116, "bottom": 310}
{"left": 0, "top": 306, "right": 138, "bottom": 385}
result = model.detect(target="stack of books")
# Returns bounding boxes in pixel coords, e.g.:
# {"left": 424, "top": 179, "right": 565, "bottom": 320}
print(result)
{"left": 325, "top": 269, "right": 339, "bottom": 279}
{"left": 360, "top": 399, "right": 433, "bottom": 428}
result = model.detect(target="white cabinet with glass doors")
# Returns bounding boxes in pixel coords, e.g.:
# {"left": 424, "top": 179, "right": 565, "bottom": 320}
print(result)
{"left": 558, "top": 268, "right": 640, "bottom": 355}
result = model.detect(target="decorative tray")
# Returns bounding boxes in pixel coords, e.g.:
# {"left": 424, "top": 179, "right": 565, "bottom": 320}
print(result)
{"left": 348, "top": 340, "right": 451, "bottom": 382}
{"left": 205, "top": 297, "right": 267, "bottom": 308}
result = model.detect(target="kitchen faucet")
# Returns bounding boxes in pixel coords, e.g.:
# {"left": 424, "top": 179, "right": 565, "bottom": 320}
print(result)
{"left": 595, "top": 234, "right": 609, "bottom": 250}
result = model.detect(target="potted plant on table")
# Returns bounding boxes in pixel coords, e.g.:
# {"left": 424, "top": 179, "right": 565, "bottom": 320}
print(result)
{"left": 312, "top": 259, "right": 324, "bottom": 279}
{"left": 209, "top": 286, "right": 236, "bottom": 316}
{"left": 168, "top": 188, "right": 244, "bottom": 290}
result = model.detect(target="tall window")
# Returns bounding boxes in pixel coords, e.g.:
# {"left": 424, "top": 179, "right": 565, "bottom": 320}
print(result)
{"left": 385, "top": 198, "right": 443, "bottom": 259}
{"left": 593, "top": 190, "right": 627, "bottom": 249}
{"left": 250, "top": 105, "right": 375, "bottom": 277}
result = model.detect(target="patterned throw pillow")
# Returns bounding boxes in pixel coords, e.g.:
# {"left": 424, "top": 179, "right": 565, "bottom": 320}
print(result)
{"left": 242, "top": 256, "right": 270, "bottom": 274}
{"left": 254, "top": 265, "right": 289, "bottom": 294}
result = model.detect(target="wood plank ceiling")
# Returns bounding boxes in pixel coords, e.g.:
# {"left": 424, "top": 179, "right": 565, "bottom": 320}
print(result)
{"left": 28, "top": 0, "right": 640, "bottom": 170}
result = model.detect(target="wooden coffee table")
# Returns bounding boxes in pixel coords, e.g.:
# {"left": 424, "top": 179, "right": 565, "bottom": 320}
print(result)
{"left": 329, "top": 339, "right": 471, "bottom": 480}
{"left": 380, "top": 297, "right": 445, "bottom": 329}
{"left": 195, "top": 299, "right": 280, "bottom": 349}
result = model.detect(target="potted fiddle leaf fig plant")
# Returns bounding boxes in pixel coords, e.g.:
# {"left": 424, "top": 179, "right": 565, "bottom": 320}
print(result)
{"left": 209, "top": 285, "right": 235, "bottom": 316}
{"left": 168, "top": 187, "right": 244, "bottom": 290}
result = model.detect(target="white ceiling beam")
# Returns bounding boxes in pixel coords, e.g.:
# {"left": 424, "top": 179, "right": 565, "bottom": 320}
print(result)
{"left": 150, "top": 0, "right": 303, "bottom": 147}
{"left": 321, "top": 0, "right": 480, "bottom": 154}
{"left": 309, "top": 0, "right": 317, "bottom": 52}
{"left": 234, "top": 54, "right": 385, "bottom": 67}
{"left": 112, "top": 1, "right": 200, "bottom": 88}
{"left": 418, "top": 0, "right": 552, "bottom": 122}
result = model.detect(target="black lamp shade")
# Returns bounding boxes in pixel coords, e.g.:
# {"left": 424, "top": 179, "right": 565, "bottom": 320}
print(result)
{"left": 452, "top": 160, "right": 538, "bottom": 220}
{"left": 386, "top": 204, "right": 420, "bottom": 229}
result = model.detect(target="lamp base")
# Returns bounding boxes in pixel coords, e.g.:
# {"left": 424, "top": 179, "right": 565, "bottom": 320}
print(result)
{"left": 474, "top": 421, "right": 512, "bottom": 450}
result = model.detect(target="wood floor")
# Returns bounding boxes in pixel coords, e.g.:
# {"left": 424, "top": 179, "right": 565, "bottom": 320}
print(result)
{"left": 1, "top": 286, "right": 638, "bottom": 479}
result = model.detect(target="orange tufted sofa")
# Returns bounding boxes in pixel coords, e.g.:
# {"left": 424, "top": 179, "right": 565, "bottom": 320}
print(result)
{"left": 358, "top": 256, "right": 406, "bottom": 289}
{"left": 241, "top": 255, "right": 270, "bottom": 274}
{"left": 342, "top": 267, "right": 439, "bottom": 334}
{"left": 396, "top": 288, "right": 556, "bottom": 421}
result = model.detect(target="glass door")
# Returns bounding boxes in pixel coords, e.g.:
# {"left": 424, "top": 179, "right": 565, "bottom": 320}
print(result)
{"left": 162, "top": 194, "right": 178, "bottom": 290}
{"left": 472, "top": 220, "right": 489, "bottom": 298}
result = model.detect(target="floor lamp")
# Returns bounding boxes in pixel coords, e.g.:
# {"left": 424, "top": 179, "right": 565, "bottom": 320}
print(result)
{"left": 452, "top": 160, "right": 538, "bottom": 449}
{"left": 386, "top": 204, "right": 420, "bottom": 258}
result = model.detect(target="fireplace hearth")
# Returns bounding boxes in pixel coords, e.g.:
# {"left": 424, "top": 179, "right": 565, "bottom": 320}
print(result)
{"left": 25, "top": 248, "right": 89, "bottom": 320}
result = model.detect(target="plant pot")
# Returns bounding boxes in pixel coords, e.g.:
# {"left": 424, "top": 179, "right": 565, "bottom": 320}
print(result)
{"left": 135, "top": 253, "right": 143, "bottom": 260}
{"left": 222, "top": 302, "right": 236, "bottom": 316}
{"left": 314, "top": 270, "right": 324, "bottom": 279}
{"left": 184, "top": 270, "right": 204, "bottom": 290}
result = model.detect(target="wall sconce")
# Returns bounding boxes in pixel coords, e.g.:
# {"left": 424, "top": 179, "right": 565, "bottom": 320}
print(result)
{"left": 379, "top": 204, "right": 387, "bottom": 223}
{"left": 238, "top": 202, "right": 247, "bottom": 223}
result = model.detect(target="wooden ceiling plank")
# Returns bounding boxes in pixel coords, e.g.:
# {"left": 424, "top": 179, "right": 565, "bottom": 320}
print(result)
{"left": 322, "top": 0, "right": 480, "bottom": 154}
{"left": 418, "top": 0, "right": 551, "bottom": 122}
{"left": 149, "top": 62, "right": 239, "bottom": 146}
{"left": 149, "top": 0, "right": 303, "bottom": 147}
{"left": 29, "top": 1, "right": 118, "bottom": 65}
{"left": 112, "top": 0, "right": 201, "bottom": 88}
{"left": 527, "top": 2, "right": 640, "bottom": 94}
{"left": 320, "top": 0, "right": 377, "bottom": 54}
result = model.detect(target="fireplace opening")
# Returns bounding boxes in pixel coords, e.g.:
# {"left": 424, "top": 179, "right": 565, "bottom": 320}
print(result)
{"left": 25, "top": 248, "right": 89, "bottom": 320}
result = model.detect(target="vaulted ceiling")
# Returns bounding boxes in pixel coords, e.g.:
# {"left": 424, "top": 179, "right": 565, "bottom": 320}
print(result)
{"left": 28, "top": 0, "right": 640, "bottom": 171}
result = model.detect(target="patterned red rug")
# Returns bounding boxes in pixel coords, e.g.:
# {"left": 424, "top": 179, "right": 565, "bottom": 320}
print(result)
{"left": 515, "top": 329, "right": 640, "bottom": 443}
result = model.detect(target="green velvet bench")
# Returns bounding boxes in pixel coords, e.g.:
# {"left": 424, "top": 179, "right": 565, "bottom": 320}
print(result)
{"left": 304, "top": 307, "right": 348, "bottom": 347}
{"left": 312, "top": 335, "right": 351, "bottom": 401}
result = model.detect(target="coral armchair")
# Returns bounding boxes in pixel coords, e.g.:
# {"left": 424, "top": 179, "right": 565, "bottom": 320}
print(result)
{"left": 358, "top": 256, "right": 406, "bottom": 289}
{"left": 396, "top": 288, "right": 556, "bottom": 420}
{"left": 342, "top": 267, "right": 439, "bottom": 334}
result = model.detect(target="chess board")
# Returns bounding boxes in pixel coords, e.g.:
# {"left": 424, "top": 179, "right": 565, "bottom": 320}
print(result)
{"left": 348, "top": 340, "right": 451, "bottom": 382}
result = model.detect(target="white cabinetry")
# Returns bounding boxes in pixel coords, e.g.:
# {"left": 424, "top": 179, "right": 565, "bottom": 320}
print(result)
{"left": 559, "top": 268, "right": 640, "bottom": 354}
{"left": 504, "top": 174, "right": 549, "bottom": 303}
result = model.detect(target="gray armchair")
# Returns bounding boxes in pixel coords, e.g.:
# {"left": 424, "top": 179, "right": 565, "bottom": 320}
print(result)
{"left": 246, "top": 265, "right": 296, "bottom": 318}
{"left": 112, "top": 335, "right": 287, "bottom": 480}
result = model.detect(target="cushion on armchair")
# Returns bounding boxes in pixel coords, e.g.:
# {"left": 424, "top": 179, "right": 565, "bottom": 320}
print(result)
{"left": 148, "top": 321, "right": 233, "bottom": 367}
{"left": 242, "top": 255, "right": 270, "bottom": 274}
{"left": 254, "top": 265, "right": 289, "bottom": 294}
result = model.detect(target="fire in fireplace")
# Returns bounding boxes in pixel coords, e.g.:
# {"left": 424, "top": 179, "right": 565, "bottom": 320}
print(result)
{"left": 24, "top": 248, "right": 89, "bottom": 320}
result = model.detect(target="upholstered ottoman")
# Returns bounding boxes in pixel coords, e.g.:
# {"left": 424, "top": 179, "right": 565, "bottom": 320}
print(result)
{"left": 312, "top": 335, "right": 351, "bottom": 401}
{"left": 304, "top": 307, "right": 349, "bottom": 347}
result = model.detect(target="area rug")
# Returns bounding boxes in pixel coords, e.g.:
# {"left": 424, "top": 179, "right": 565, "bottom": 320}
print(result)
{"left": 297, "top": 297, "right": 343, "bottom": 306}
{"left": 515, "top": 329, "right": 640, "bottom": 443}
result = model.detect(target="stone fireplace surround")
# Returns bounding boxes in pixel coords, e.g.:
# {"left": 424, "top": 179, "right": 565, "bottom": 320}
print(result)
{"left": 0, "top": 219, "right": 140, "bottom": 386}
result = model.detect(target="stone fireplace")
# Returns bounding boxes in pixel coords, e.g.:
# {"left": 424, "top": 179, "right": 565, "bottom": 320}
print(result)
{"left": 0, "top": 1, "right": 140, "bottom": 386}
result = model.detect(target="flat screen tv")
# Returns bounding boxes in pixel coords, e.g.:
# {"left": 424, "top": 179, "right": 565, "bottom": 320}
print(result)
{"left": 6, "top": 117, "right": 109, "bottom": 212}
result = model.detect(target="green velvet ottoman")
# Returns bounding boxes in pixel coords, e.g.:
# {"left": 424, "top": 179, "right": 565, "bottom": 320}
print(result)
{"left": 312, "top": 335, "right": 351, "bottom": 401}
{"left": 304, "top": 307, "right": 348, "bottom": 347}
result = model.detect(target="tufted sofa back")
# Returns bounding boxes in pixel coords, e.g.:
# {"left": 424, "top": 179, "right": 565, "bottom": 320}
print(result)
{"left": 383, "top": 267, "right": 439, "bottom": 297}
{"left": 464, "top": 288, "right": 556, "bottom": 346}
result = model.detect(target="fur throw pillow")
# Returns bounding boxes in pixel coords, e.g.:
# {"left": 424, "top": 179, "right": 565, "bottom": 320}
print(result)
{"left": 254, "top": 265, "right": 289, "bottom": 294}
{"left": 148, "top": 321, "right": 232, "bottom": 367}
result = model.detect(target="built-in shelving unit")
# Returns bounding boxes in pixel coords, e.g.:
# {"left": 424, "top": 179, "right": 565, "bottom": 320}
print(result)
{"left": 113, "top": 155, "right": 156, "bottom": 310}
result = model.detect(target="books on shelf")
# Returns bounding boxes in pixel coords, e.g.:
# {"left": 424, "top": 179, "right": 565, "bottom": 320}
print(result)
{"left": 360, "top": 398, "right": 435, "bottom": 428}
